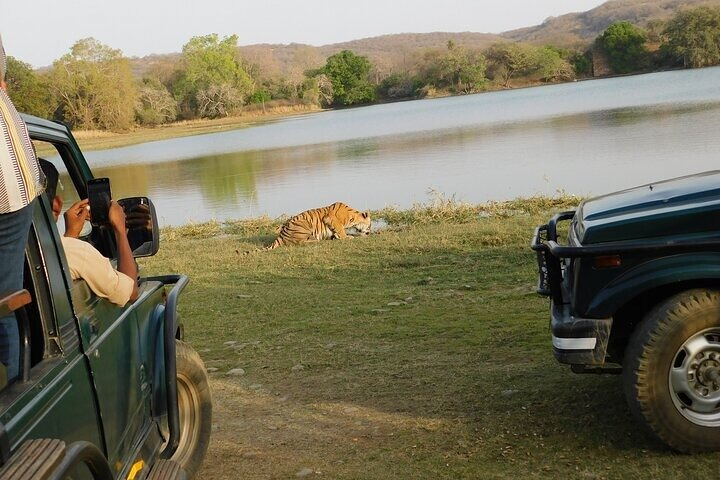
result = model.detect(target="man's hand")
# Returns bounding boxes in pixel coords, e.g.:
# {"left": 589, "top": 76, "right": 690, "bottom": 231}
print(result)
{"left": 108, "top": 201, "right": 127, "bottom": 233}
{"left": 64, "top": 199, "right": 90, "bottom": 238}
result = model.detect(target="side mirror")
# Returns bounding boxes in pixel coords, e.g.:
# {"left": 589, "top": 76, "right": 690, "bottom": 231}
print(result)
{"left": 117, "top": 197, "right": 159, "bottom": 257}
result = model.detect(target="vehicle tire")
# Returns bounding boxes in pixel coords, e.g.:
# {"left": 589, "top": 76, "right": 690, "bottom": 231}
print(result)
{"left": 170, "top": 340, "right": 212, "bottom": 478}
{"left": 624, "top": 289, "right": 720, "bottom": 452}
{"left": 146, "top": 460, "right": 188, "bottom": 480}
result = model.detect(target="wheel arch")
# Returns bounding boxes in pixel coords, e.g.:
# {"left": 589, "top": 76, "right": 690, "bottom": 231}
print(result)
{"left": 606, "top": 279, "right": 720, "bottom": 364}
{"left": 587, "top": 253, "right": 720, "bottom": 318}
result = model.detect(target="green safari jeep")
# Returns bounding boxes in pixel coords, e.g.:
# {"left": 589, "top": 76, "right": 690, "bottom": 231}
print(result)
{"left": 532, "top": 171, "right": 720, "bottom": 452}
{"left": 0, "top": 115, "right": 212, "bottom": 479}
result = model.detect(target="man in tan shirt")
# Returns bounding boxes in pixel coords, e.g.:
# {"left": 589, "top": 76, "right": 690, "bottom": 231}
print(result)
{"left": 39, "top": 159, "right": 138, "bottom": 306}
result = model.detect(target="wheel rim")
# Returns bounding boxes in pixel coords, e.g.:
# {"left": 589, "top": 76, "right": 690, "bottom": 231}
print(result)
{"left": 172, "top": 371, "right": 201, "bottom": 466}
{"left": 669, "top": 327, "right": 720, "bottom": 426}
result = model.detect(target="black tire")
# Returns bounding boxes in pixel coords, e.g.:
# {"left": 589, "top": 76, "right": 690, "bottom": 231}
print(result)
{"left": 170, "top": 340, "right": 212, "bottom": 478}
{"left": 146, "top": 460, "right": 188, "bottom": 480}
{"left": 623, "top": 289, "right": 720, "bottom": 452}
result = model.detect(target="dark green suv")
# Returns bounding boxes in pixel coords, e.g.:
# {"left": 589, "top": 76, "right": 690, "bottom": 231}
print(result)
{"left": 533, "top": 171, "right": 720, "bottom": 453}
{"left": 0, "top": 115, "right": 211, "bottom": 479}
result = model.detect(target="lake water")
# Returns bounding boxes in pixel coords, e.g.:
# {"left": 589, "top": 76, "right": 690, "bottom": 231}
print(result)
{"left": 80, "top": 66, "right": 720, "bottom": 226}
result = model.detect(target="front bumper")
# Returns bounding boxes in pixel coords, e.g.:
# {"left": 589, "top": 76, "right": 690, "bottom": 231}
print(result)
{"left": 532, "top": 211, "right": 612, "bottom": 366}
{"left": 551, "top": 302, "right": 612, "bottom": 365}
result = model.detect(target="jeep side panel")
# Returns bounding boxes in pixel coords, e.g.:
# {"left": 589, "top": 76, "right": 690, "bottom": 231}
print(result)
{"left": 1, "top": 198, "right": 103, "bottom": 452}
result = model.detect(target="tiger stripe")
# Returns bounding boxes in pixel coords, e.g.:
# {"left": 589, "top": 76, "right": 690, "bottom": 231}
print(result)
{"left": 266, "top": 202, "right": 372, "bottom": 250}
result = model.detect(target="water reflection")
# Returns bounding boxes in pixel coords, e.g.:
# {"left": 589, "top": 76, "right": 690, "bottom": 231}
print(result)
{"left": 76, "top": 67, "right": 720, "bottom": 226}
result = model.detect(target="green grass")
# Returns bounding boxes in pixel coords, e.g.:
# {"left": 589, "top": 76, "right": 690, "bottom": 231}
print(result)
{"left": 141, "top": 197, "right": 720, "bottom": 479}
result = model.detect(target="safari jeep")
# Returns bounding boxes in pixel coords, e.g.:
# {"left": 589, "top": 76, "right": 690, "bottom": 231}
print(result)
{"left": 0, "top": 115, "right": 211, "bottom": 479}
{"left": 532, "top": 171, "right": 720, "bottom": 453}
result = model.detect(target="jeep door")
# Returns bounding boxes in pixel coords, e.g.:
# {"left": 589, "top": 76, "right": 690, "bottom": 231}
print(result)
{"left": 0, "top": 195, "right": 103, "bottom": 456}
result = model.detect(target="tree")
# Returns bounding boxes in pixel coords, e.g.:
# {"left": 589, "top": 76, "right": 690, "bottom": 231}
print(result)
{"left": 571, "top": 51, "right": 593, "bottom": 77}
{"left": 301, "top": 74, "right": 333, "bottom": 107}
{"left": 196, "top": 83, "right": 243, "bottom": 118}
{"left": 48, "top": 38, "right": 136, "bottom": 130}
{"left": 535, "top": 46, "right": 575, "bottom": 82}
{"left": 248, "top": 90, "right": 271, "bottom": 112}
{"left": 378, "top": 73, "right": 418, "bottom": 99}
{"left": 646, "top": 19, "right": 666, "bottom": 44}
{"left": 173, "top": 34, "right": 254, "bottom": 118}
{"left": 135, "top": 77, "right": 177, "bottom": 126}
{"left": 662, "top": 6, "right": 720, "bottom": 68}
{"left": 318, "top": 50, "right": 375, "bottom": 106}
{"left": 4, "top": 56, "right": 52, "bottom": 118}
{"left": 486, "top": 43, "right": 538, "bottom": 87}
{"left": 598, "top": 22, "right": 649, "bottom": 74}
{"left": 437, "top": 41, "right": 487, "bottom": 93}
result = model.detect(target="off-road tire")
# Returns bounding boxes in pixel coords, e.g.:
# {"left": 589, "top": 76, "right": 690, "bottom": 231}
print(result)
{"left": 170, "top": 340, "right": 212, "bottom": 477}
{"left": 147, "top": 460, "right": 188, "bottom": 480}
{"left": 623, "top": 289, "right": 720, "bottom": 452}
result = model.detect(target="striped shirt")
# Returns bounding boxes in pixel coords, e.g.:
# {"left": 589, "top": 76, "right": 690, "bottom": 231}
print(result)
{"left": 0, "top": 34, "right": 43, "bottom": 213}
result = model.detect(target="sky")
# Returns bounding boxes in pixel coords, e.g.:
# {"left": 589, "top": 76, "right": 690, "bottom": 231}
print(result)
{"left": 2, "top": 0, "right": 606, "bottom": 67}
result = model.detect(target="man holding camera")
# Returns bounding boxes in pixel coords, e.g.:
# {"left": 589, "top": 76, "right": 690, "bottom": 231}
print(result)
{"left": 39, "top": 159, "right": 138, "bottom": 306}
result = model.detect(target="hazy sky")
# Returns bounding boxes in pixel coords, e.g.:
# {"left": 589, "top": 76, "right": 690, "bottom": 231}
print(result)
{"left": 2, "top": 0, "right": 606, "bottom": 67}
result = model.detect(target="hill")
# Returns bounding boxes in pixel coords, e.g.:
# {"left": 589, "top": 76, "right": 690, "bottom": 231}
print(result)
{"left": 502, "top": 0, "right": 720, "bottom": 47}
{"left": 132, "top": 0, "right": 720, "bottom": 80}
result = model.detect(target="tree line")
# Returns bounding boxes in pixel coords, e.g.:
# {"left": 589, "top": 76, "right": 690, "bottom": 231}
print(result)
{"left": 597, "top": 6, "right": 720, "bottom": 73}
{"left": 6, "top": 6, "right": 720, "bottom": 131}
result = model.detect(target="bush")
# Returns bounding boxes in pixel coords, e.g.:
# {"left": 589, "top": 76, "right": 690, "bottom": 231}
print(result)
{"left": 598, "top": 22, "right": 650, "bottom": 74}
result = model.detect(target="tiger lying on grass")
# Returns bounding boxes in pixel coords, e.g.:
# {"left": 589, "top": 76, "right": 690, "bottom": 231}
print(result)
{"left": 266, "top": 202, "right": 372, "bottom": 250}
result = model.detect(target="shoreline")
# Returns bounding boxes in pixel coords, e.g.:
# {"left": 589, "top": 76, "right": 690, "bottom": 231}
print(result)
{"left": 71, "top": 66, "right": 704, "bottom": 154}
{"left": 73, "top": 104, "right": 321, "bottom": 152}
{"left": 71, "top": 78, "right": 581, "bottom": 153}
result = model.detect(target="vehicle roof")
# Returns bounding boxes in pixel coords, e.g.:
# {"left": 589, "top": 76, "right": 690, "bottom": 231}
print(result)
{"left": 20, "top": 113, "right": 70, "bottom": 137}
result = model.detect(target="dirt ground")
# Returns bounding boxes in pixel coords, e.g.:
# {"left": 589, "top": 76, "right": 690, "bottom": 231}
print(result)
{"left": 197, "top": 376, "right": 446, "bottom": 479}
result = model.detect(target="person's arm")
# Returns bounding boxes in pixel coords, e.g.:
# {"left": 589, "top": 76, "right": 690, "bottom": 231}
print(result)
{"left": 108, "top": 201, "right": 139, "bottom": 301}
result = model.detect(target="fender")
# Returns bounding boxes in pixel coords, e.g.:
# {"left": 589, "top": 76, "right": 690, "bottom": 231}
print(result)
{"left": 586, "top": 252, "right": 720, "bottom": 317}
{"left": 146, "top": 275, "right": 189, "bottom": 459}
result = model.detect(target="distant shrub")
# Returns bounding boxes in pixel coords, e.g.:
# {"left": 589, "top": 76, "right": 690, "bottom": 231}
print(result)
{"left": 378, "top": 74, "right": 419, "bottom": 100}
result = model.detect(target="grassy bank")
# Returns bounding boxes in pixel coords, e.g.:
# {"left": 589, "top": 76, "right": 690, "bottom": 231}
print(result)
{"left": 141, "top": 196, "right": 720, "bottom": 479}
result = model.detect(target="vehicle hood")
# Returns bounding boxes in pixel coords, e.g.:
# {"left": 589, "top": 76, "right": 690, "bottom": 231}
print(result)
{"left": 577, "top": 171, "right": 720, "bottom": 244}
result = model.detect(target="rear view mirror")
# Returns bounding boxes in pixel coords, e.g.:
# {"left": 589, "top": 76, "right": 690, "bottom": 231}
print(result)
{"left": 118, "top": 197, "right": 159, "bottom": 257}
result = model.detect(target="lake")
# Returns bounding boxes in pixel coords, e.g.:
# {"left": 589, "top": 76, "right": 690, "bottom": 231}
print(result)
{"left": 80, "top": 66, "right": 720, "bottom": 226}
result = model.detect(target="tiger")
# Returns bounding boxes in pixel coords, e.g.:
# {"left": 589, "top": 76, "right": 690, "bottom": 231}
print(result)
{"left": 265, "top": 202, "right": 372, "bottom": 250}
